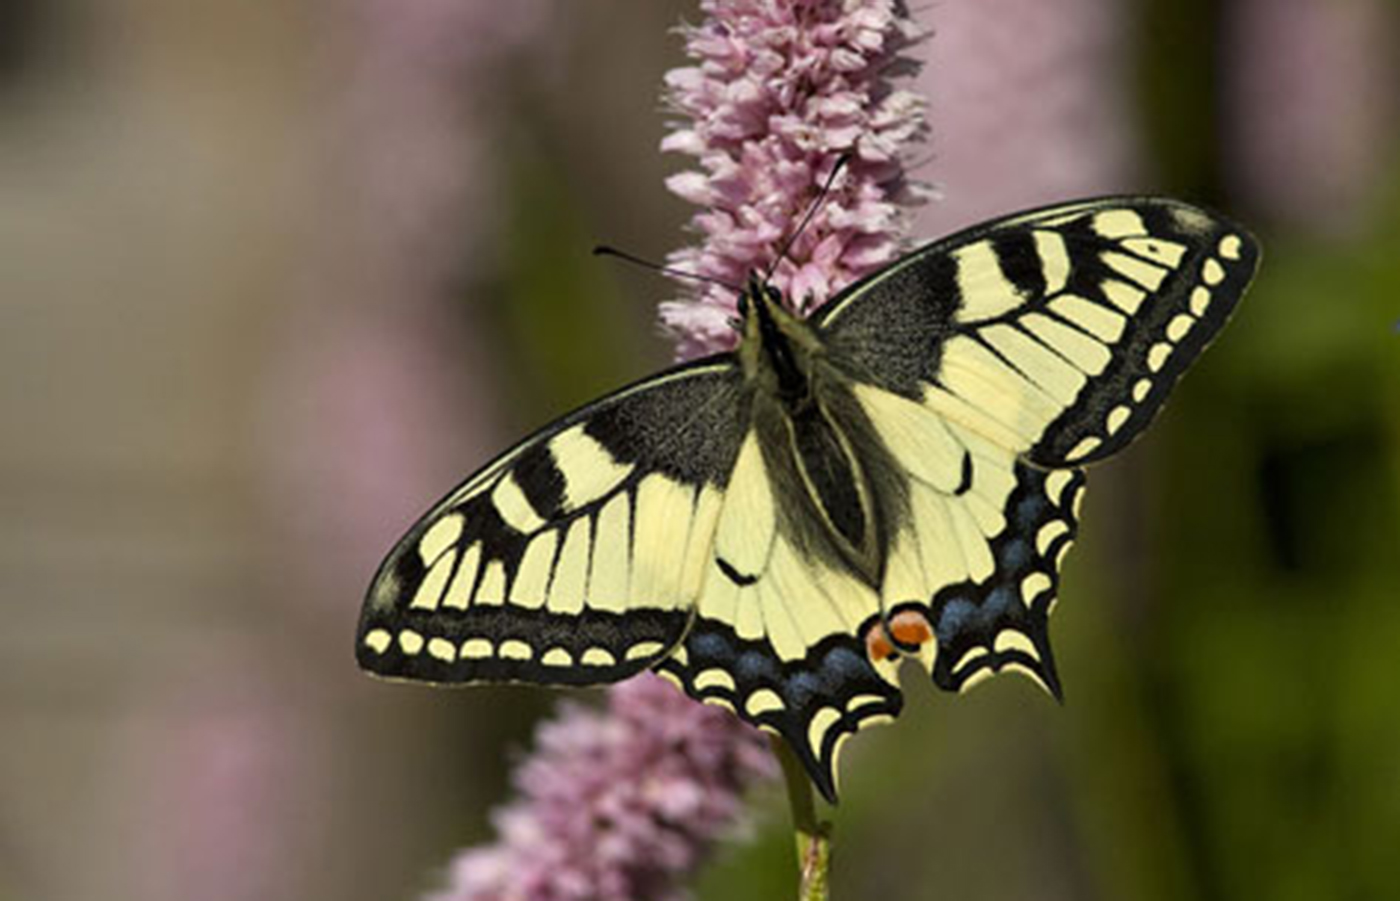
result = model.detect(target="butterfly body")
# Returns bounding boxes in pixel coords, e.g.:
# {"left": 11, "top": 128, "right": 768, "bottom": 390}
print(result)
{"left": 735, "top": 278, "right": 903, "bottom": 588}
{"left": 357, "top": 197, "right": 1259, "bottom": 802}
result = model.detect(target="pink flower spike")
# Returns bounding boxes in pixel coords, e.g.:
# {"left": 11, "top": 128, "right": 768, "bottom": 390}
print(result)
{"left": 427, "top": 675, "right": 775, "bottom": 901}
{"left": 659, "top": 0, "right": 931, "bottom": 359}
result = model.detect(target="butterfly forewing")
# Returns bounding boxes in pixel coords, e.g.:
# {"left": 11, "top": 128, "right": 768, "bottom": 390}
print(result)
{"left": 357, "top": 360, "right": 747, "bottom": 686}
{"left": 818, "top": 197, "right": 1260, "bottom": 466}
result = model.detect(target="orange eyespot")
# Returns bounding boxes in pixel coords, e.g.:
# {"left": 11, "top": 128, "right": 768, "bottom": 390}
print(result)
{"left": 864, "top": 626, "right": 898, "bottom": 663}
{"left": 865, "top": 611, "right": 935, "bottom": 664}
{"left": 889, "top": 611, "right": 933, "bottom": 648}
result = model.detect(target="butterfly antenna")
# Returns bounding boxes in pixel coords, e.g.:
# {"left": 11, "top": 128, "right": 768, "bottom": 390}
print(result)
{"left": 593, "top": 246, "right": 742, "bottom": 293}
{"left": 763, "top": 152, "right": 853, "bottom": 285}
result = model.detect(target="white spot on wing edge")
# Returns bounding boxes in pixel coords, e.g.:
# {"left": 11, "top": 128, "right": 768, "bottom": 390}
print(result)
{"left": 1106, "top": 405, "right": 1132, "bottom": 435}
{"left": 1036, "top": 520, "right": 1069, "bottom": 556}
{"left": 1167, "top": 314, "right": 1195, "bottom": 343}
{"left": 954, "top": 647, "right": 989, "bottom": 675}
{"left": 461, "top": 638, "right": 493, "bottom": 659}
{"left": 500, "top": 639, "right": 532, "bottom": 661}
{"left": 363, "top": 629, "right": 392, "bottom": 655}
{"left": 1020, "top": 572, "right": 1053, "bottom": 607}
{"left": 1203, "top": 258, "right": 1226, "bottom": 286}
{"left": 1219, "top": 235, "right": 1244, "bottom": 260}
{"left": 994, "top": 629, "right": 1039, "bottom": 657}
{"left": 745, "top": 688, "right": 784, "bottom": 717}
{"left": 1065, "top": 436, "right": 1102, "bottom": 462}
{"left": 847, "top": 693, "right": 890, "bottom": 714}
{"left": 1147, "top": 342, "right": 1172, "bottom": 372}
{"left": 958, "top": 667, "right": 996, "bottom": 695}
{"left": 695, "top": 669, "right": 736, "bottom": 691}
{"left": 806, "top": 707, "right": 843, "bottom": 762}
{"left": 1190, "top": 286, "right": 1212, "bottom": 316}
{"left": 581, "top": 647, "right": 615, "bottom": 666}
{"left": 428, "top": 637, "right": 456, "bottom": 662}
{"left": 625, "top": 641, "right": 666, "bottom": 661}
{"left": 398, "top": 630, "right": 424, "bottom": 655}
{"left": 1045, "top": 470, "right": 1076, "bottom": 506}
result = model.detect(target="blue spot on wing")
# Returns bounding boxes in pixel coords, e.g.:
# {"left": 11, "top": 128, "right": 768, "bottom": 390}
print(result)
{"left": 1001, "top": 538, "right": 1031, "bottom": 571}
{"left": 736, "top": 650, "right": 779, "bottom": 682}
{"left": 784, "top": 672, "right": 823, "bottom": 709}
{"left": 937, "top": 598, "right": 977, "bottom": 644}
{"left": 984, "top": 585, "right": 1016, "bottom": 617}
{"left": 690, "top": 632, "right": 730, "bottom": 660}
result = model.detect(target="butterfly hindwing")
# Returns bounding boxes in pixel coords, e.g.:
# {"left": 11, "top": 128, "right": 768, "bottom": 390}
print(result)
{"left": 912, "top": 461, "right": 1085, "bottom": 697}
{"left": 357, "top": 360, "right": 748, "bottom": 686}
{"left": 657, "top": 613, "right": 901, "bottom": 804}
{"left": 817, "top": 197, "right": 1260, "bottom": 467}
{"left": 856, "top": 378, "right": 1085, "bottom": 694}
{"left": 652, "top": 429, "right": 903, "bottom": 802}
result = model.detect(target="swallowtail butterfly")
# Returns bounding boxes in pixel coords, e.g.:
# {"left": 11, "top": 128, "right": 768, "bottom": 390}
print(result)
{"left": 357, "top": 197, "right": 1259, "bottom": 801}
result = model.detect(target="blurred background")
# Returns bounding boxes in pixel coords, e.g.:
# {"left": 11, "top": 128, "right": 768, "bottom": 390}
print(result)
{"left": 1, "top": 1, "right": 1397, "bottom": 900}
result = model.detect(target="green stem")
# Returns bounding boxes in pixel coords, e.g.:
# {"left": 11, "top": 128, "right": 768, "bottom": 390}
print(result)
{"left": 770, "top": 736, "right": 832, "bottom": 901}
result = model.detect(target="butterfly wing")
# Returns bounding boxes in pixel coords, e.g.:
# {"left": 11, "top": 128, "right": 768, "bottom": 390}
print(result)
{"left": 357, "top": 358, "right": 748, "bottom": 686}
{"left": 655, "top": 432, "right": 903, "bottom": 803}
{"left": 817, "top": 196, "right": 1260, "bottom": 466}
{"left": 850, "top": 384, "right": 1088, "bottom": 695}
{"left": 818, "top": 197, "right": 1256, "bottom": 695}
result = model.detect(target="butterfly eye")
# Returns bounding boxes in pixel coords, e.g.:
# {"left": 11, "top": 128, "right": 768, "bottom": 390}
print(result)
{"left": 736, "top": 293, "right": 750, "bottom": 316}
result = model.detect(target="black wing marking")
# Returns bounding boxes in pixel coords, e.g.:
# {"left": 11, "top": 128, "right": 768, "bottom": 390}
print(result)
{"left": 815, "top": 197, "right": 1260, "bottom": 468}
{"left": 356, "top": 357, "right": 749, "bottom": 686}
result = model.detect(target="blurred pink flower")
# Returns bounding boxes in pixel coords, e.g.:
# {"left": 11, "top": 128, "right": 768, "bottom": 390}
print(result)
{"left": 264, "top": 0, "right": 557, "bottom": 606}
{"left": 429, "top": 675, "right": 776, "bottom": 901}
{"left": 1223, "top": 0, "right": 1398, "bottom": 233}
{"left": 660, "top": 0, "right": 931, "bottom": 359}
{"left": 911, "top": 0, "right": 1138, "bottom": 236}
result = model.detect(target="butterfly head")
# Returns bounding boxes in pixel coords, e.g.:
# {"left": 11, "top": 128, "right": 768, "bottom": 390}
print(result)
{"left": 732, "top": 274, "right": 797, "bottom": 348}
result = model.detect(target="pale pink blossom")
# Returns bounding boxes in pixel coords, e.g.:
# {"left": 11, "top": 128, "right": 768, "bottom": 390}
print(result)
{"left": 660, "top": 0, "right": 931, "bottom": 359}
{"left": 428, "top": 675, "right": 776, "bottom": 901}
{"left": 1222, "top": 0, "right": 1398, "bottom": 234}
{"left": 910, "top": 0, "right": 1138, "bottom": 236}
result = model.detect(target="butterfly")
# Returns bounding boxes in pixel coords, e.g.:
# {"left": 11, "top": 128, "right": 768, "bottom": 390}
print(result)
{"left": 356, "top": 197, "right": 1259, "bottom": 802}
